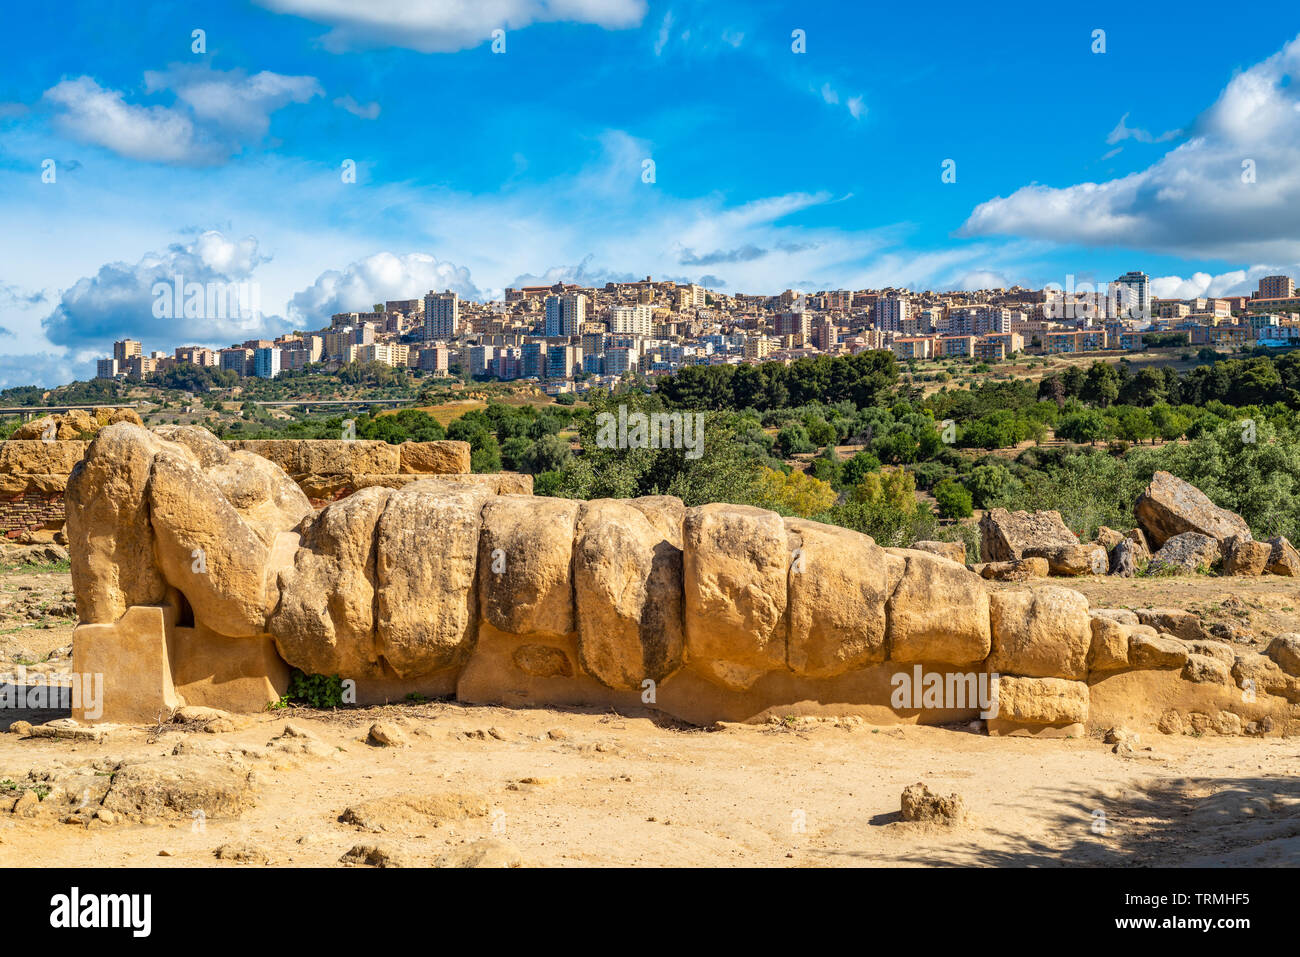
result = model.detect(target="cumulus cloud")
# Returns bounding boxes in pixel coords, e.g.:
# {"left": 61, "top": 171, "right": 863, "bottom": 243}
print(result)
{"left": 257, "top": 0, "right": 647, "bottom": 53}
{"left": 43, "top": 68, "right": 322, "bottom": 165}
{"left": 288, "top": 252, "right": 481, "bottom": 323}
{"left": 41, "top": 230, "right": 291, "bottom": 351}
{"left": 1148, "top": 263, "right": 1300, "bottom": 300}
{"left": 961, "top": 34, "right": 1300, "bottom": 261}
{"left": 43, "top": 77, "right": 219, "bottom": 165}
{"left": 143, "top": 65, "right": 322, "bottom": 139}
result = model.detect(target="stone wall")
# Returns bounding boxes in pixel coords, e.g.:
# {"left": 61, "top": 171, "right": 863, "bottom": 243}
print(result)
{"left": 0, "top": 436, "right": 500, "bottom": 534}
{"left": 62, "top": 423, "right": 1300, "bottom": 736}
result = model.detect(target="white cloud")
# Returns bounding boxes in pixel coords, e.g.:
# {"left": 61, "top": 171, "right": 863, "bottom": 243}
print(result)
{"left": 43, "top": 77, "right": 218, "bottom": 165}
{"left": 144, "top": 66, "right": 322, "bottom": 139}
{"left": 257, "top": 0, "right": 647, "bottom": 53}
{"left": 41, "top": 230, "right": 291, "bottom": 351}
{"left": 333, "top": 94, "right": 381, "bottom": 120}
{"left": 43, "top": 68, "right": 321, "bottom": 165}
{"left": 1105, "top": 111, "right": 1182, "bottom": 145}
{"left": 288, "top": 252, "right": 481, "bottom": 323}
{"left": 654, "top": 11, "right": 673, "bottom": 55}
{"left": 818, "top": 82, "right": 865, "bottom": 121}
{"left": 961, "top": 34, "right": 1300, "bottom": 261}
{"left": 1149, "top": 263, "right": 1300, "bottom": 300}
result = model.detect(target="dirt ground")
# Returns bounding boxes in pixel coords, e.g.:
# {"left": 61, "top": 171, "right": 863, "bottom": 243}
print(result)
{"left": 1, "top": 564, "right": 1298, "bottom": 868}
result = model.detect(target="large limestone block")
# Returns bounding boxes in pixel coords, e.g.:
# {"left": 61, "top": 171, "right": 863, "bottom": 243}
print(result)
{"left": 270, "top": 487, "right": 392, "bottom": 678}
{"left": 71, "top": 605, "right": 181, "bottom": 723}
{"left": 479, "top": 495, "right": 578, "bottom": 638}
{"left": 573, "top": 497, "right": 684, "bottom": 689}
{"left": 208, "top": 451, "right": 313, "bottom": 546}
{"left": 152, "top": 425, "right": 230, "bottom": 467}
{"left": 1266, "top": 634, "right": 1300, "bottom": 676}
{"left": 0, "top": 440, "right": 89, "bottom": 475}
{"left": 1135, "top": 470, "right": 1251, "bottom": 549}
{"left": 1232, "top": 652, "right": 1295, "bottom": 699}
{"left": 785, "top": 518, "right": 889, "bottom": 678}
{"left": 911, "top": 540, "right": 966, "bottom": 564}
{"left": 988, "top": 586, "right": 1091, "bottom": 679}
{"left": 1022, "top": 543, "right": 1108, "bottom": 576}
{"left": 149, "top": 449, "right": 270, "bottom": 637}
{"left": 171, "top": 625, "right": 290, "bottom": 712}
{"left": 682, "top": 504, "right": 789, "bottom": 690}
{"left": 376, "top": 480, "right": 491, "bottom": 676}
{"left": 299, "top": 440, "right": 400, "bottom": 477}
{"left": 990, "top": 675, "right": 1089, "bottom": 725}
{"left": 1147, "top": 532, "right": 1221, "bottom": 575}
{"left": 979, "top": 557, "right": 1049, "bottom": 581}
{"left": 886, "top": 549, "right": 990, "bottom": 664}
{"left": 1129, "top": 633, "right": 1189, "bottom": 668}
{"left": 1266, "top": 536, "right": 1300, "bottom": 577}
{"left": 979, "top": 508, "right": 1078, "bottom": 562}
{"left": 1089, "top": 615, "right": 1133, "bottom": 672}
{"left": 1222, "top": 536, "right": 1272, "bottom": 576}
{"left": 399, "top": 441, "right": 471, "bottom": 474}
{"left": 627, "top": 495, "right": 686, "bottom": 547}
{"left": 227, "top": 440, "right": 302, "bottom": 474}
{"left": 65, "top": 424, "right": 172, "bottom": 623}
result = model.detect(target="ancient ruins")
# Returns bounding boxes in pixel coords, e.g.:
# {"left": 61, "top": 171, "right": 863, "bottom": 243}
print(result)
{"left": 60, "top": 423, "right": 1300, "bottom": 737}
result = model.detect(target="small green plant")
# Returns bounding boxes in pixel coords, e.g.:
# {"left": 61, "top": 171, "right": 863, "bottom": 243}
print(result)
{"left": 266, "top": 695, "right": 290, "bottom": 711}
{"left": 286, "top": 670, "right": 347, "bottom": 708}
{"left": 405, "top": 692, "right": 428, "bottom": 704}
{"left": 0, "top": 779, "right": 17, "bottom": 791}
{"left": 31, "top": 784, "right": 50, "bottom": 801}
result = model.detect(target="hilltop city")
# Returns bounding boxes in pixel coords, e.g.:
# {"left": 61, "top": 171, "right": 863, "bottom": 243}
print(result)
{"left": 91, "top": 272, "right": 1300, "bottom": 394}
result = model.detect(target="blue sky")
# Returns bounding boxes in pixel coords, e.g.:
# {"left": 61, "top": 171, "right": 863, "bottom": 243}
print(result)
{"left": 2, "top": 0, "right": 1300, "bottom": 386}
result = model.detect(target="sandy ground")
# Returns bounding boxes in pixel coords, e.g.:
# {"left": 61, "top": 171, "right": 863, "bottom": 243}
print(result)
{"left": 1, "top": 565, "right": 1298, "bottom": 868}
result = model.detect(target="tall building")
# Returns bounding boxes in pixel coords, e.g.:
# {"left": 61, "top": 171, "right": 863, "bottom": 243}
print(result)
{"left": 875, "top": 296, "right": 911, "bottom": 332}
{"left": 519, "top": 341, "right": 547, "bottom": 378}
{"left": 113, "top": 339, "right": 142, "bottom": 364}
{"left": 545, "top": 344, "right": 582, "bottom": 379}
{"left": 96, "top": 358, "right": 119, "bottom": 379}
{"left": 219, "top": 347, "right": 253, "bottom": 376}
{"left": 424, "top": 290, "right": 460, "bottom": 340}
{"left": 609, "top": 304, "right": 653, "bottom": 336}
{"left": 544, "top": 293, "right": 586, "bottom": 337}
{"left": 1258, "top": 275, "right": 1295, "bottom": 300}
{"left": 253, "top": 346, "right": 280, "bottom": 379}
{"left": 1113, "top": 271, "right": 1151, "bottom": 318}
{"left": 774, "top": 311, "right": 811, "bottom": 339}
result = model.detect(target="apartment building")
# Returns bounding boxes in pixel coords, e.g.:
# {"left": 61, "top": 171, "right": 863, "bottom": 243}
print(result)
{"left": 890, "top": 337, "right": 933, "bottom": 360}
{"left": 610, "top": 303, "right": 653, "bottom": 336}
{"left": 424, "top": 290, "right": 460, "bottom": 340}
{"left": 253, "top": 346, "right": 280, "bottom": 378}
{"left": 113, "top": 339, "right": 142, "bottom": 364}
{"left": 544, "top": 293, "right": 587, "bottom": 337}
{"left": 1257, "top": 275, "right": 1295, "bottom": 300}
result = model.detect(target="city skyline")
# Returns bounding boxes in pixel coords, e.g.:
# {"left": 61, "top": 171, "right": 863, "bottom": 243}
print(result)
{"left": 3, "top": 3, "right": 1300, "bottom": 386}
